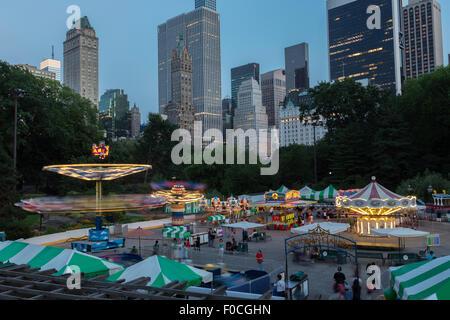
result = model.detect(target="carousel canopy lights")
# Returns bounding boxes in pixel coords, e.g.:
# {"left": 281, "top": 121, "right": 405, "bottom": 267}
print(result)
{"left": 43, "top": 164, "right": 152, "bottom": 181}
{"left": 336, "top": 176, "right": 416, "bottom": 216}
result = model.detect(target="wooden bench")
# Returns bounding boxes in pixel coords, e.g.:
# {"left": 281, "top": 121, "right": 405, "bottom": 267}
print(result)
{"left": 357, "top": 251, "right": 385, "bottom": 265}
{"left": 387, "top": 253, "right": 425, "bottom": 266}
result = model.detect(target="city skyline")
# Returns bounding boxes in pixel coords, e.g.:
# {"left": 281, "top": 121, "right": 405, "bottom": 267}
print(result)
{"left": 0, "top": 0, "right": 449, "bottom": 120}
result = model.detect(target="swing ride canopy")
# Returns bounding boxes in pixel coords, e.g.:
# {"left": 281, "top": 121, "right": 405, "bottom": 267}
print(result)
{"left": 150, "top": 185, "right": 204, "bottom": 205}
{"left": 335, "top": 176, "right": 416, "bottom": 216}
{"left": 43, "top": 164, "right": 152, "bottom": 181}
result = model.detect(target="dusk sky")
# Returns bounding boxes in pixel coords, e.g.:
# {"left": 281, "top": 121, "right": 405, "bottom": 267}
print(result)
{"left": 1, "top": 0, "right": 449, "bottom": 121}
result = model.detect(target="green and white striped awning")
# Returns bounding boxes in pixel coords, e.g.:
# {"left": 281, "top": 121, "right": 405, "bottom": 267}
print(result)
{"left": 162, "top": 226, "right": 191, "bottom": 239}
{"left": 107, "top": 255, "right": 212, "bottom": 288}
{"left": 300, "top": 185, "right": 338, "bottom": 201}
{"left": 390, "top": 255, "right": 450, "bottom": 300}
{"left": 0, "top": 241, "right": 124, "bottom": 277}
{"left": 207, "top": 214, "right": 225, "bottom": 222}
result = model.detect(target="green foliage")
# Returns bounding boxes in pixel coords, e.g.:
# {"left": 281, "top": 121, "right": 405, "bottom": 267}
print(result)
{"left": 396, "top": 170, "right": 450, "bottom": 201}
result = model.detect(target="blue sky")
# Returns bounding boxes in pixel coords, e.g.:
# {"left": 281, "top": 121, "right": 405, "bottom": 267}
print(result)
{"left": 0, "top": 0, "right": 449, "bottom": 121}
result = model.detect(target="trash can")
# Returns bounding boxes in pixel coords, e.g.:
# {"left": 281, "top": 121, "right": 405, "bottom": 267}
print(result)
{"left": 337, "top": 251, "right": 347, "bottom": 264}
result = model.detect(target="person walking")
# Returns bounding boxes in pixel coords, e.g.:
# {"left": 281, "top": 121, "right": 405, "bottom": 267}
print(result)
{"left": 218, "top": 239, "right": 224, "bottom": 262}
{"left": 208, "top": 229, "right": 213, "bottom": 247}
{"left": 333, "top": 266, "right": 346, "bottom": 293}
{"left": 152, "top": 241, "right": 160, "bottom": 256}
{"left": 256, "top": 249, "right": 264, "bottom": 271}
{"left": 195, "top": 235, "right": 201, "bottom": 251}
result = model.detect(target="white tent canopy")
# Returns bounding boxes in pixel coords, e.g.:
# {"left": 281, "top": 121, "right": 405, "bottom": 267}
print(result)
{"left": 372, "top": 228, "right": 430, "bottom": 238}
{"left": 222, "top": 221, "right": 265, "bottom": 230}
{"left": 291, "top": 222, "right": 350, "bottom": 235}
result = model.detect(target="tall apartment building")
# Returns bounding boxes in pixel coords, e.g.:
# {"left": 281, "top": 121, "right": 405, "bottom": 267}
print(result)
{"left": 285, "top": 43, "right": 309, "bottom": 93}
{"left": 17, "top": 64, "right": 56, "bottom": 80}
{"left": 99, "top": 89, "right": 130, "bottom": 139}
{"left": 63, "top": 16, "right": 99, "bottom": 107}
{"left": 165, "top": 35, "right": 195, "bottom": 133}
{"left": 261, "top": 69, "right": 286, "bottom": 128}
{"left": 402, "top": 0, "right": 444, "bottom": 79}
{"left": 233, "top": 79, "right": 268, "bottom": 151}
{"left": 279, "top": 94, "right": 328, "bottom": 147}
{"left": 327, "top": 0, "right": 403, "bottom": 94}
{"left": 158, "top": 2, "right": 222, "bottom": 140}
{"left": 231, "top": 63, "right": 260, "bottom": 111}
{"left": 40, "top": 59, "right": 61, "bottom": 82}
{"left": 131, "top": 104, "right": 141, "bottom": 138}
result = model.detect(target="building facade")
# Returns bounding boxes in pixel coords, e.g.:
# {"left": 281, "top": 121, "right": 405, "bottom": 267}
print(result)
{"left": 165, "top": 35, "right": 195, "bottom": 133}
{"left": 40, "top": 59, "right": 61, "bottom": 82}
{"left": 63, "top": 16, "right": 99, "bottom": 107}
{"left": 131, "top": 104, "right": 141, "bottom": 139}
{"left": 17, "top": 64, "right": 56, "bottom": 80}
{"left": 327, "top": 0, "right": 403, "bottom": 94}
{"left": 279, "top": 93, "right": 327, "bottom": 148}
{"left": 99, "top": 89, "right": 130, "bottom": 139}
{"left": 158, "top": 3, "right": 222, "bottom": 140}
{"left": 233, "top": 79, "right": 268, "bottom": 151}
{"left": 195, "top": 0, "right": 216, "bottom": 10}
{"left": 261, "top": 69, "right": 286, "bottom": 128}
{"left": 402, "top": 0, "right": 444, "bottom": 79}
{"left": 285, "top": 43, "right": 309, "bottom": 93}
{"left": 231, "top": 63, "right": 260, "bottom": 111}
{"left": 222, "top": 97, "right": 233, "bottom": 137}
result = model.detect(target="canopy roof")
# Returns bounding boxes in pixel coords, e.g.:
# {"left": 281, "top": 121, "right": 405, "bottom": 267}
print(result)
{"left": 0, "top": 241, "right": 124, "bottom": 277}
{"left": 336, "top": 177, "right": 416, "bottom": 214}
{"left": 277, "top": 185, "right": 290, "bottom": 193}
{"left": 162, "top": 226, "right": 191, "bottom": 239}
{"left": 207, "top": 214, "right": 226, "bottom": 222}
{"left": 390, "top": 256, "right": 450, "bottom": 300}
{"left": 106, "top": 255, "right": 212, "bottom": 288}
{"left": 372, "top": 228, "right": 430, "bottom": 238}
{"left": 291, "top": 222, "right": 350, "bottom": 235}
{"left": 43, "top": 164, "right": 152, "bottom": 181}
{"left": 300, "top": 185, "right": 338, "bottom": 201}
{"left": 250, "top": 200, "right": 316, "bottom": 208}
{"left": 222, "top": 221, "right": 265, "bottom": 230}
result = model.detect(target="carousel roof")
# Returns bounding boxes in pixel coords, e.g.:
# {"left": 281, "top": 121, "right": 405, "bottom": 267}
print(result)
{"left": 348, "top": 177, "right": 405, "bottom": 201}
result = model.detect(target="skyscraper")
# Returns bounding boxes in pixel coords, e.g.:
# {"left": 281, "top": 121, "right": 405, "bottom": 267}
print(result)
{"left": 195, "top": 0, "right": 216, "bottom": 10}
{"left": 285, "top": 43, "right": 309, "bottom": 93}
{"left": 131, "top": 104, "right": 141, "bottom": 138}
{"left": 165, "top": 35, "right": 195, "bottom": 133}
{"left": 231, "top": 63, "right": 260, "bottom": 111}
{"left": 63, "top": 16, "right": 99, "bottom": 107}
{"left": 261, "top": 69, "right": 286, "bottom": 128}
{"left": 40, "top": 59, "right": 61, "bottom": 82}
{"left": 99, "top": 89, "right": 130, "bottom": 139}
{"left": 222, "top": 97, "right": 233, "bottom": 137}
{"left": 327, "top": 0, "right": 403, "bottom": 94}
{"left": 402, "top": 0, "right": 444, "bottom": 79}
{"left": 17, "top": 64, "right": 56, "bottom": 80}
{"left": 233, "top": 79, "right": 268, "bottom": 150}
{"left": 158, "top": 2, "right": 222, "bottom": 140}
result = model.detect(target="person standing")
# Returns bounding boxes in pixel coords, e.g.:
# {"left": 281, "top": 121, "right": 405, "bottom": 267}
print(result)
{"left": 333, "top": 266, "right": 346, "bottom": 292}
{"left": 275, "top": 274, "right": 286, "bottom": 297}
{"left": 256, "top": 249, "right": 264, "bottom": 271}
{"left": 208, "top": 229, "right": 213, "bottom": 247}
{"left": 218, "top": 239, "right": 224, "bottom": 261}
{"left": 196, "top": 235, "right": 201, "bottom": 251}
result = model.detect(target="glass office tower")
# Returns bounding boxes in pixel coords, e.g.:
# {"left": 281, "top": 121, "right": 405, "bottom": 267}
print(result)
{"left": 231, "top": 63, "right": 260, "bottom": 111}
{"left": 327, "top": 0, "right": 403, "bottom": 94}
{"left": 195, "top": 0, "right": 216, "bottom": 11}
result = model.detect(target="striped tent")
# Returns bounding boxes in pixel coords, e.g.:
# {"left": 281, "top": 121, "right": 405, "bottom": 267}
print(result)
{"left": 107, "top": 255, "right": 212, "bottom": 288}
{"left": 162, "top": 226, "right": 191, "bottom": 239}
{"left": 207, "top": 214, "right": 226, "bottom": 222}
{"left": 278, "top": 185, "right": 290, "bottom": 193}
{"left": 390, "top": 256, "right": 450, "bottom": 300}
{"left": 300, "top": 185, "right": 338, "bottom": 201}
{"left": 0, "top": 241, "right": 124, "bottom": 277}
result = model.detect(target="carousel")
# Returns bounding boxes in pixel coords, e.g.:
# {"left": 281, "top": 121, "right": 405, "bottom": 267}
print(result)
{"left": 250, "top": 189, "right": 316, "bottom": 230}
{"left": 336, "top": 176, "right": 417, "bottom": 235}
{"left": 150, "top": 183, "right": 205, "bottom": 226}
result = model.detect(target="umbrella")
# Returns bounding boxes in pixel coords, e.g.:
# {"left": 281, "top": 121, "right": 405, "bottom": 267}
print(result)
{"left": 162, "top": 226, "right": 191, "bottom": 239}
{"left": 106, "top": 255, "right": 212, "bottom": 288}
{"left": 389, "top": 256, "right": 450, "bottom": 300}
{"left": 0, "top": 241, "right": 124, "bottom": 277}
{"left": 222, "top": 221, "right": 265, "bottom": 230}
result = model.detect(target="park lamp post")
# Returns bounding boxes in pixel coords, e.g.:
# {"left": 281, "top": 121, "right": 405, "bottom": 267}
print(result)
{"left": 302, "top": 114, "right": 324, "bottom": 185}
{"left": 12, "top": 88, "right": 27, "bottom": 171}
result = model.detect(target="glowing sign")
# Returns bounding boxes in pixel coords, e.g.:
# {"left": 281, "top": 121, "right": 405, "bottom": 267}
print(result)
{"left": 92, "top": 141, "right": 109, "bottom": 160}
